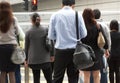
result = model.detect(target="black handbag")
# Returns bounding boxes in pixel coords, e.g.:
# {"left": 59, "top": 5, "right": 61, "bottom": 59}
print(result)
{"left": 73, "top": 11, "right": 96, "bottom": 70}
{"left": 45, "top": 28, "right": 53, "bottom": 52}
{"left": 45, "top": 36, "right": 51, "bottom": 52}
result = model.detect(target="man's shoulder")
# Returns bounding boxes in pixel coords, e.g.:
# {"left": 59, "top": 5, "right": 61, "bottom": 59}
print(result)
{"left": 50, "top": 11, "right": 60, "bottom": 19}
{"left": 97, "top": 21, "right": 108, "bottom": 28}
{"left": 97, "top": 21, "right": 110, "bottom": 33}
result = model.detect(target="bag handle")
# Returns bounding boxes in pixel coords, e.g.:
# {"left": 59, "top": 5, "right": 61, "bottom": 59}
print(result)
{"left": 75, "top": 11, "right": 79, "bottom": 40}
{"left": 13, "top": 19, "right": 20, "bottom": 46}
{"left": 75, "top": 11, "right": 82, "bottom": 44}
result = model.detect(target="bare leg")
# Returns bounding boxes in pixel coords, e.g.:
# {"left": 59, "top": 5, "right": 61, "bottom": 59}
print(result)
{"left": 0, "top": 72, "right": 7, "bottom": 83}
{"left": 93, "top": 70, "right": 100, "bottom": 83}
{"left": 83, "top": 71, "right": 90, "bottom": 83}
{"left": 8, "top": 72, "right": 16, "bottom": 83}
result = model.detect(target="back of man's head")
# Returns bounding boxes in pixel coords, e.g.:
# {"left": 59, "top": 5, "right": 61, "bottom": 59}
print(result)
{"left": 62, "top": 0, "right": 75, "bottom": 6}
{"left": 93, "top": 9, "right": 101, "bottom": 19}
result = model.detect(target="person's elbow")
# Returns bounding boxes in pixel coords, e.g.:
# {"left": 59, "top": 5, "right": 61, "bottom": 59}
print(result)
{"left": 82, "top": 29, "right": 87, "bottom": 39}
{"left": 84, "top": 30, "right": 87, "bottom": 38}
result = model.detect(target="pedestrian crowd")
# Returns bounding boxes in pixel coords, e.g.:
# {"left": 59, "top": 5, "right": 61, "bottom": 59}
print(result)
{"left": 0, "top": 0, "right": 120, "bottom": 83}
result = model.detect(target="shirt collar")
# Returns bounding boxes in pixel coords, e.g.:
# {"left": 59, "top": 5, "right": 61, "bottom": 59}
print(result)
{"left": 62, "top": 6, "right": 72, "bottom": 10}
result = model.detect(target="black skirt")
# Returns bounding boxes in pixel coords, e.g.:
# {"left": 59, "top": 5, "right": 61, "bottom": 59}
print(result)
{"left": 0, "top": 44, "right": 17, "bottom": 72}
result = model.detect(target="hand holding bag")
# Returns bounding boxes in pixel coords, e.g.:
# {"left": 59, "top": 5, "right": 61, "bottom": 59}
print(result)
{"left": 73, "top": 11, "right": 96, "bottom": 70}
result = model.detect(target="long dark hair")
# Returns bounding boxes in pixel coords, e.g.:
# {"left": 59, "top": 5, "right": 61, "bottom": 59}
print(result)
{"left": 0, "top": 1, "right": 13, "bottom": 33}
{"left": 82, "top": 8, "right": 98, "bottom": 30}
{"left": 31, "top": 13, "right": 40, "bottom": 27}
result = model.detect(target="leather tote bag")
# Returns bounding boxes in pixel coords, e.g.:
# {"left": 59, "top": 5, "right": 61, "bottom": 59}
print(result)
{"left": 45, "top": 28, "right": 53, "bottom": 52}
{"left": 97, "top": 25, "right": 105, "bottom": 48}
{"left": 73, "top": 11, "right": 96, "bottom": 70}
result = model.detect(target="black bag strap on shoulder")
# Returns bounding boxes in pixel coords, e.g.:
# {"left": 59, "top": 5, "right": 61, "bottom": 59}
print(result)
{"left": 75, "top": 11, "right": 79, "bottom": 40}
{"left": 75, "top": 11, "right": 81, "bottom": 44}
{"left": 13, "top": 19, "right": 20, "bottom": 46}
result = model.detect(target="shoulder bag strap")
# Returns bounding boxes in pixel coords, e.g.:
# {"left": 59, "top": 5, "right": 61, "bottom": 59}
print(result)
{"left": 13, "top": 19, "right": 20, "bottom": 46}
{"left": 75, "top": 11, "right": 79, "bottom": 40}
{"left": 75, "top": 11, "right": 81, "bottom": 44}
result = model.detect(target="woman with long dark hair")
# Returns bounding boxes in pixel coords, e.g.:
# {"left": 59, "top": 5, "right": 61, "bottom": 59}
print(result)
{"left": 81, "top": 8, "right": 109, "bottom": 83}
{"left": 0, "top": 1, "right": 24, "bottom": 83}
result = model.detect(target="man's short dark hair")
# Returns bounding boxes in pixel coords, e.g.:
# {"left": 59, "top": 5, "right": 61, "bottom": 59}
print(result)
{"left": 93, "top": 9, "right": 101, "bottom": 19}
{"left": 62, "top": 0, "right": 75, "bottom": 6}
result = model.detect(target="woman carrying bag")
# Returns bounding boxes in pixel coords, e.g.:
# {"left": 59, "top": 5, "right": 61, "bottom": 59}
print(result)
{"left": 0, "top": 1, "right": 24, "bottom": 83}
{"left": 81, "top": 8, "right": 109, "bottom": 83}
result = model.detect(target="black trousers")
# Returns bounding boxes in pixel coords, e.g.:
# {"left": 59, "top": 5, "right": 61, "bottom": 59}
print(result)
{"left": 31, "top": 62, "right": 52, "bottom": 83}
{"left": 108, "top": 58, "right": 120, "bottom": 83}
{"left": 53, "top": 49, "right": 79, "bottom": 83}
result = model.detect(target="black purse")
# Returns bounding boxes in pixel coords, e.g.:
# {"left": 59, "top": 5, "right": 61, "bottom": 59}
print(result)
{"left": 45, "top": 28, "right": 53, "bottom": 52}
{"left": 73, "top": 11, "right": 96, "bottom": 70}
